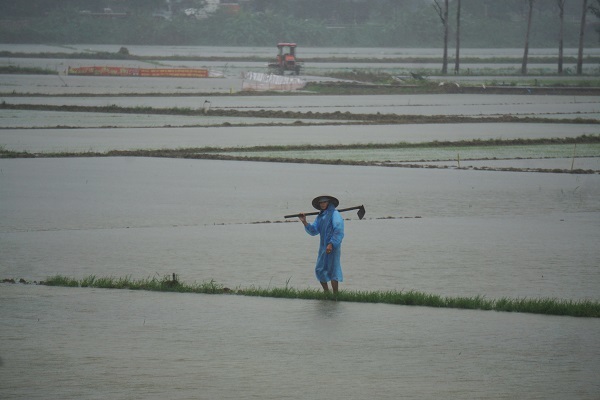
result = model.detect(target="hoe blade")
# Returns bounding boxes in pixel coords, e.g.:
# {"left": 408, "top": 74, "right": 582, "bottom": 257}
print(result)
{"left": 357, "top": 205, "right": 366, "bottom": 220}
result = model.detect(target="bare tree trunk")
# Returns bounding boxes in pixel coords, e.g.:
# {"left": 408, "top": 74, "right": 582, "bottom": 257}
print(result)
{"left": 521, "top": 0, "right": 535, "bottom": 75}
{"left": 558, "top": 0, "right": 566, "bottom": 74}
{"left": 577, "top": 0, "right": 589, "bottom": 75}
{"left": 443, "top": 0, "right": 448, "bottom": 74}
{"left": 434, "top": 0, "right": 449, "bottom": 74}
{"left": 455, "top": 0, "right": 461, "bottom": 74}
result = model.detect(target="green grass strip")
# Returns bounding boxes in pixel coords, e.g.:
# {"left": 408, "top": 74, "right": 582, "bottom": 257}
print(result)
{"left": 0, "top": 65, "right": 57, "bottom": 75}
{"left": 40, "top": 275, "right": 600, "bottom": 318}
{"left": 2, "top": 135, "right": 599, "bottom": 158}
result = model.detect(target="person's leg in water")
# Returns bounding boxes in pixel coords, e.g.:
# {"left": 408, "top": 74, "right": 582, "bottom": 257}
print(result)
{"left": 320, "top": 281, "right": 339, "bottom": 294}
{"left": 331, "top": 280, "right": 339, "bottom": 294}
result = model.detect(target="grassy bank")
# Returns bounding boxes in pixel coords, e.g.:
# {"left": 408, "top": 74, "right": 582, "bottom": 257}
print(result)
{"left": 2, "top": 103, "right": 600, "bottom": 125}
{"left": 0, "top": 65, "right": 57, "bottom": 75}
{"left": 38, "top": 275, "right": 600, "bottom": 318}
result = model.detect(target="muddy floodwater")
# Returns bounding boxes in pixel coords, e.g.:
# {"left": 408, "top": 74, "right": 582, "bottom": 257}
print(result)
{"left": 2, "top": 157, "right": 600, "bottom": 298}
{"left": 1, "top": 45, "right": 600, "bottom": 399}
{"left": 1, "top": 157, "right": 599, "bottom": 399}
{"left": 2, "top": 283, "right": 599, "bottom": 400}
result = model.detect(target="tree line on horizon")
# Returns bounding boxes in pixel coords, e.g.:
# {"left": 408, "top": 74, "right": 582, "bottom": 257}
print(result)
{"left": 1, "top": 0, "right": 599, "bottom": 74}
{"left": 434, "top": 0, "right": 597, "bottom": 75}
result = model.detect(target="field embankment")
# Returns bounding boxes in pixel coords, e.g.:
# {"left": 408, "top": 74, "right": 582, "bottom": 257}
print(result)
{"left": 5, "top": 275, "right": 595, "bottom": 318}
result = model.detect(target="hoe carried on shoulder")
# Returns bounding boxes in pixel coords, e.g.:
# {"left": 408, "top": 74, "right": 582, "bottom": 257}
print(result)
{"left": 284, "top": 205, "right": 366, "bottom": 220}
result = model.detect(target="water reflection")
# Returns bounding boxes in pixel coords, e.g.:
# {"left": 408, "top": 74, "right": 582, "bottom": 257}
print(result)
{"left": 313, "top": 298, "right": 343, "bottom": 319}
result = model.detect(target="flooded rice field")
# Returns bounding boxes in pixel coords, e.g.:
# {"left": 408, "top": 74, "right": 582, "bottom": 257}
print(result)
{"left": 1, "top": 45, "right": 600, "bottom": 399}
{"left": 4, "top": 94, "right": 600, "bottom": 120}
{"left": 223, "top": 144, "right": 600, "bottom": 164}
{"left": 2, "top": 156, "right": 599, "bottom": 298}
{"left": 1, "top": 123, "right": 599, "bottom": 154}
{"left": 415, "top": 157, "right": 600, "bottom": 171}
{"left": 3, "top": 44, "right": 600, "bottom": 78}
{"left": 0, "top": 73, "right": 245, "bottom": 95}
{"left": 2, "top": 283, "right": 599, "bottom": 400}
{"left": 0, "top": 109, "right": 310, "bottom": 129}
{"left": 1, "top": 157, "right": 599, "bottom": 399}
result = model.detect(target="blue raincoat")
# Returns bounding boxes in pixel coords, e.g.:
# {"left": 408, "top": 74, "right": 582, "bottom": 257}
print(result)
{"left": 304, "top": 203, "right": 344, "bottom": 283}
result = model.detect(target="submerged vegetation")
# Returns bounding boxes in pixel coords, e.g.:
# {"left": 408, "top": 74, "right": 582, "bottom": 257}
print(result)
{"left": 2, "top": 103, "right": 600, "bottom": 125}
{"left": 1, "top": 136, "right": 598, "bottom": 174}
{"left": 35, "top": 274, "right": 600, "bottom": 318}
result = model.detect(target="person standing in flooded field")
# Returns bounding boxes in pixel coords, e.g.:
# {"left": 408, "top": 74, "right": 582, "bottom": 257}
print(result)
{"left": 298, "top": 195, "right": 344, "bottom": 294}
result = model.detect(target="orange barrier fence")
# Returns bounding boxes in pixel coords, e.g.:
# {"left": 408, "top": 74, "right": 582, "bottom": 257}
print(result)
{"left": 67, "top": 66, "right": 210, "bottom": 78}
{"left": 139, "top": 68, "right": 209, "bottom": 77}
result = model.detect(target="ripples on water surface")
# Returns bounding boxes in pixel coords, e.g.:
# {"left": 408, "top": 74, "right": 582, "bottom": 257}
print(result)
{"left": 1, "top": 284, "right": 599, "bottom": 400}
{"left": 2, "top": 157, "right": 598, "bottom": 300}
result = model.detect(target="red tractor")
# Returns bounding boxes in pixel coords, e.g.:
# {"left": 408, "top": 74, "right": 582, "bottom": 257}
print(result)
{"left": 268, "top": 43, "right": 303, "bottom": 75}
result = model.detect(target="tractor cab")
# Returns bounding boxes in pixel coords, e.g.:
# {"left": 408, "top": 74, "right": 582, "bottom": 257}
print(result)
{"left": 268, "top": 43, "right": 303, "bottom": 75}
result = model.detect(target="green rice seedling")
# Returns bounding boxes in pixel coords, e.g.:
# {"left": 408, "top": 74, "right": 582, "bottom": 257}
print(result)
{"left": 243, "top": 285, "right": 277, "bottom": 298}
{"left": 199, "top": 279, "right": 223, "bottom": 294}
{"left": 140, "top": 276, "right": 163, "bottom": 291}
{"left": 338, "top": 289, "right": 380, "bottom": 303}
{"left": 267, "top": 279, "right": 296, "bottom": 297}
{"left": 475, "top": 296, "right": 495, "bottom": 311}
{"left": 114, "top": 276, "right": 134, "bottom": 289}
{"left": 44, "top": 275, "right": 79, "bottom": 287}
{"left": 80, "top": 275, "right": 96, "bottom": 287}
{"left": 493, "top": 298, "right": 515, "bottom": 313}
{"left": 268, "top": 287, "right": 298, "bottom": 298}
{"left": 568, "top": 300, "right": 600, "bottom": 318}
{"left": 421, "top": 293, "right": 447, "bottom": 308}
{"left": 499, "top": 297, "right": 599, "bottom": 317}
{"left": 446, "top": 295, "right": 494, "bottom": 311}
{"left": 93, "top": 276, "right": 118, "bottom": 289}
{"left": 158, "top": 274, "right": 181, "bottom": 291}
{"left": 0, "top": 65, "right": 57, "bottom": 75}
{"left": 399, "top": 290, "right": 428, "bottom": 306}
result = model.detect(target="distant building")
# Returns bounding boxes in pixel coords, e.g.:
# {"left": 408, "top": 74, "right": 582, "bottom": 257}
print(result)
{"left": 155, "top": 0, "right": 244, "bottom": 20}
{"left": 79, "top": 8, "right": 128, "bottom": 18}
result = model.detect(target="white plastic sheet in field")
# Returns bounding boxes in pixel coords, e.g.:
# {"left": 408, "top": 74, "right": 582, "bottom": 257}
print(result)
{"left": 241, "top": 72, "right": 306, "bottom": 91}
